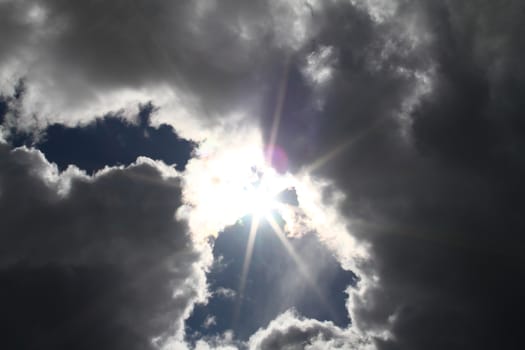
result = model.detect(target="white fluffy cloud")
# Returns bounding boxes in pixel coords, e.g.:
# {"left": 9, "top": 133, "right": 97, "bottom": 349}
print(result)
{"left": 248, "top": 310, "right": 373, "bottom": 350}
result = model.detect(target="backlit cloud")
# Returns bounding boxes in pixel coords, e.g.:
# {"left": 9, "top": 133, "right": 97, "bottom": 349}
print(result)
{"left": 2, "top": 0, "right": 525, "bottom": 349}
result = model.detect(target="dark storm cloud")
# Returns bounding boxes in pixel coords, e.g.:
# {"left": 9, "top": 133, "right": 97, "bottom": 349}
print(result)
{"left": 260, "top": 1, "right": 525, "bottom": 349}
{"left": 0, "top": 142, "right": 208, "bottom": 349}
{"left": 1, "top": 0, "right": 525, "bottom": 349}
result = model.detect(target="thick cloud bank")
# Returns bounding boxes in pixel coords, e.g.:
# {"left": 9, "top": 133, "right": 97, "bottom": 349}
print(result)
{"left": 270, "top": 1, "right": 525, "bottom": 349}
{"left": 2, "top": 0, "right": 525, "bottom": 349}
{"left": 0, "top": 142, "right": 209, "bottom": 349}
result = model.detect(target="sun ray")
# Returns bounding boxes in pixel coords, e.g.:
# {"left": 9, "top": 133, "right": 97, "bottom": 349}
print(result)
{"left": 233, "top": 214, "right": 260, "bottom": 325}
{"left": 303, "top": 115, "right": 389, "bottom": 175}
{"left": 303, "top": 138, "right": 354, "bottom": 175}
{"left": 238, "top": 215, "right": 261, "bottom": 300}
{"left": 266, "top": 55, "right": 291, "bottom": 166}
{"left": 265, "top": 214, "right": 339, "bottom": 320}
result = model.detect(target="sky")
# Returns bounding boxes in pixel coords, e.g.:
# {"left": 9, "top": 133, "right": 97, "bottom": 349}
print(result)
{"left": 1, "top": 0, "right": 524, "bottom": 349}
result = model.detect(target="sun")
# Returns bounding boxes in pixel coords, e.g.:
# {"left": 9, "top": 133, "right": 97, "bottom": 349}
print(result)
{"left": 181, "top": 134, "right": 337, "bottom": 326}
{"left": 241, "top": 166, "right": 283, "bottom": 217}
{"left": 180, "top": 136, "right": 293, "bottom": 239}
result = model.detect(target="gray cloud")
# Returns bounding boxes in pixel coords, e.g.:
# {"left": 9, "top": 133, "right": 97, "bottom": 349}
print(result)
{"left": 0, "top": 0, "right": 321, "bottom": 138}
{"left": 0, "top": 142, "right": 209, "bottom": 349}
{"left": 2, "top": 0, "right": 525, "bottom": 349}
{"left": 262, "top": 1, "right": 525, "bottom": 349}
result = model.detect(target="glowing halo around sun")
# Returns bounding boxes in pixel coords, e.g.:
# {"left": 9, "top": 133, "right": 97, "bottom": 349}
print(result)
{"left": 178, "top": 131, "right": 295, "bottom": 240}
{"left": 177, "top": 126, "right": 368, "bottom": 328}
{"left": 176, "top": 55, "right": 369, "bottom": 329}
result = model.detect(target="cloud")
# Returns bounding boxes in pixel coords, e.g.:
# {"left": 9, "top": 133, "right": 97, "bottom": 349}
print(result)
{"left": 2, "top": 0, "right": 525, "bottom": 349}
{"left": 163, "top": 330, "right": 240, "bottom": 350}
{"left": 0, "top": 0, "right": 324, "bottom": 140}
{"left": 203, "top": 315, "right": 218, "bottom": 329}
{"left": 248, "top": 310, "right": 373, "bottom": 350}
{"left": 214, "top": 287, "right": 236, "bottom": 300}
{"left": 258, "top": 1, "right": 525, "bottom": 349}
{"left": 0, "top": 141, "right": 211, "bottom": 349}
